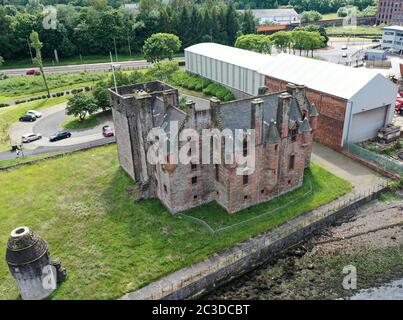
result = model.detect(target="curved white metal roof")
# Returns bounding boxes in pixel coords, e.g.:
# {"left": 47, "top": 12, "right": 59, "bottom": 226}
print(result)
{"left": 185, "top": 42, "right": 274, "bottom": 71}
{"left": 258, "top": 53, "right": 382, "bottom": 100}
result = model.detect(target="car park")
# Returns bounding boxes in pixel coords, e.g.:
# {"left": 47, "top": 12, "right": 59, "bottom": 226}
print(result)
{"left": 49, "top": 131, "right": 71, "bottom": 142}
{"left": 19, "top": 114, "right": 36, "bottom": 122}
{"left": 27, "top": 110, "right": 42, "bottom": 118}
{"left": 102, "top": 125, "right": 114, "bottom": 137}
{"left": 22, "top": 133, "right": 42, "bottom": 143}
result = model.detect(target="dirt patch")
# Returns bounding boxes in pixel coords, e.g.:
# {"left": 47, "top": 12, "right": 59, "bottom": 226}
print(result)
{"left": 206, "top": 195, "right": 403, "bottom": 300}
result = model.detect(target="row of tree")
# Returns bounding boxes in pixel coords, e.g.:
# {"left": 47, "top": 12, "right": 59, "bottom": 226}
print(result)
{"left": 0, "top": 0, "right": 256, "bottom": 61}
{"left": 235, "top": 27, "right": 326, "bottom": 57}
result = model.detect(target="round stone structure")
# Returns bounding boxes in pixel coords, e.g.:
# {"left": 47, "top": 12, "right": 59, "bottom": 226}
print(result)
{"left": 6, "top": 226, "right": 56, "bottom": 300}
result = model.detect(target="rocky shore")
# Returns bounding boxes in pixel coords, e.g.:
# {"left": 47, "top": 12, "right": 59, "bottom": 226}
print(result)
{"left": 206, "top": 193, "right": 403, "bottom": 300}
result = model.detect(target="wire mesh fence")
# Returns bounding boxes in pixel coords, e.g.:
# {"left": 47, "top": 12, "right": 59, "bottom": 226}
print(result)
{"left": 346, "top": 143, "right": 403, "bottom": 176}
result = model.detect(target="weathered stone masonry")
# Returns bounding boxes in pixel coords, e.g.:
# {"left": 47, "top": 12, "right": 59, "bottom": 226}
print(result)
{"left": 109, "top": 81, "right": 318, "bottom": 214}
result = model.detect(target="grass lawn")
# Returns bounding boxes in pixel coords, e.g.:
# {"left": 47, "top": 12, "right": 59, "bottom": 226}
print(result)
{"left": 321, "top": 12, "right": 339, "bottom": 20}
{"left": 0, "top": 145, "right": 351, "bottom": 299}
{"left": 0, "top": 151, "right": 64, "bottom": 167}
{"left": 62, "top": 110, "right": 111, "bottom": 130}
{"left": 0, "top": 96, "right": 67, "bottom": 151}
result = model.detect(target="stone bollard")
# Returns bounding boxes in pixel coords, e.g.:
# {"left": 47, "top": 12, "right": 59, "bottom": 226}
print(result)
{"left": 5, "top": 226, "right": 66, "bottom": 300}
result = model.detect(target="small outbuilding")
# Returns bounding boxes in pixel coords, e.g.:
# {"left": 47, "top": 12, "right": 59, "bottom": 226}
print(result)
{"left": 364, "top": 49, "right": 387, "bottom": 61}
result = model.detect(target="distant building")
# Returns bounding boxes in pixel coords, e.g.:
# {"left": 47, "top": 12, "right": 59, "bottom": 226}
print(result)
{"left": 238, "top": 9, "right": 300, "bottom": 26}
{"left": 185, "top": 43, "right": 397, "bottom": 150}
{"left": 109, "top": 81, "right": 317, "bottom": 214}
{"left": 376, "top": 0, "right": 403, "bottom": 25}
{"left": 381, "top": 25, "right": 403, "bottom": 53}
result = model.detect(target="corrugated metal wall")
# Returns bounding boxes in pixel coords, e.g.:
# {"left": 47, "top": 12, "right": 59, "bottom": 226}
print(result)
{"left": 185, "top": 50, "right": 264, "bottom": 96}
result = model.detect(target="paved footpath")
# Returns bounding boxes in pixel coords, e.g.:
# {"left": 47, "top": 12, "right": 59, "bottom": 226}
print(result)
{"left": 311, "top": 142, "right": 387, "bottom": 193}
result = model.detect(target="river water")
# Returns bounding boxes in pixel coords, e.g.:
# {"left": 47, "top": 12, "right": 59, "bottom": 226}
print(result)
{"left": 345, "top": 279, "right": 403, "bottom": 300}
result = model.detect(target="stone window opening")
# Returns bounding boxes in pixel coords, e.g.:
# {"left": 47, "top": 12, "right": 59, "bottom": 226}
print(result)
{"left": 191, "top": 176, "right": 198, "bottom": 185}
{"left": 215, "top": 164, "right": 219, "bottom": 181}
{"left": 290, "top": 128, "right": 298, "bottom": 142}
{"left": 274, "top": 144, "right": 278, "bottom": 151}
{"left": 191, "top": 163, "right": 197, "bottom": 171}
{"left": 194, "top": 195, "right": 198, "bottom": 200}
{"left": 243, "top": 175, "right": 249, "bottom": 185}
{"left": 244, "top": 195, "right": 248, "bottom": 201}
{"left": 164, "top": 184, "right": 168, "bottom": 193}
{"left": 243, "top": 137, "right": 248, "bottom": 157}
{"left": 289, "top": 154, "right": 295, "bottom": 170}
{"left": 261, "top": 189, "right": 265, "bottom": 194}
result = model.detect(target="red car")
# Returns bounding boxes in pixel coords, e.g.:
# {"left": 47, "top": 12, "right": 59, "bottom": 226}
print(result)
{"left": 395, "top": 98, "right": 403, "bottom": 115}
{"left": 25, "top": 69, "right": 37, "bottom": 75}
{"left": 102, "top": 125, "right": 114, "bottom": 137}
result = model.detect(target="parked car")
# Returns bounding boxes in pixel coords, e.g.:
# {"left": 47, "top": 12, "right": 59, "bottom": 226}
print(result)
{"left": 49, "top": 131, "right": 71, "bottom": 142}
{"left": 19, "top": 114, "right": 36, "bottom": 122}
{"left": 342, "top": 53, "right": 348, "bottom": 58}
{"left": 22, "top": 133, "right": 42, "bottom": 143}
{"left": 102, "top": 125, "right": 114, "bottom": 137}
{"left": 395, "top": 98, "right": 403, "bottom": 115}
{"left": 341, "top": 45, "right": 348, "bottom": 50}
{"left": 27, "top": 110, "right": 42, "bottom": 118}
{"left": 109, "top": 64, "right": 121, "bottom": 71}
{"left": 372, "top": 39, "right": 380, "bottom": 43}
{"left": 25, "top": 69, "right": 37, "bottom": 75}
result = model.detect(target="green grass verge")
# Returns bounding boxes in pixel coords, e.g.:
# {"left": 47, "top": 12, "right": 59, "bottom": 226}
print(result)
{"left": 0, "top": 72, "right": 106, "bottom": 103}
{"left": 0, "top": 152, "right": 64, "bottom": 167}
{"left": 321, "top": 13, "right": 339, "bottom": 20}
{"left": 0, "top": 145, "right": 351, "bottom": 299}
{"left": 325, "top": 25, "right": 383, "bottom": 36}
{"left": 62, "top": 110, "right": 111, "bottom": 130}
{"left": 0, "top": 54, "right": 146, "bottom": 70}
{"left": 0, "top": 96, "right": 67, "bottom": 151}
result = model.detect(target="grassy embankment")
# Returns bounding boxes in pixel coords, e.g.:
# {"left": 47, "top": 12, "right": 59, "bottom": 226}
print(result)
{"left": 0, "top": 144, "right": 352, "bottom": 299}
{"left": 0, "top": 72, "right": 107, "bottom": 104}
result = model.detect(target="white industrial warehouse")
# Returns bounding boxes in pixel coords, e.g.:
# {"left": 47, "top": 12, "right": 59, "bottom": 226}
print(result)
{"left": 185, "top": 43, "right": 398, "bottom": 149}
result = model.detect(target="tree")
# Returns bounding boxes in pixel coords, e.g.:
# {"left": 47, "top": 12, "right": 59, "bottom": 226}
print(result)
{"left": 0, "top": 56, "right": 3, "bottom": 66}
{"left": 270, "top": 31, "right": 293, "bottom": 52}
{"left": 143, "top": 33, "right": 181, "bottom": 64}
{"left": 92, "top": 82, "right": 110, "bottom": 111}
{"left": 300, "top": 11, "right": 322, "bottom": 23}
{"left": 235, "top": 34, "right": 272, "bottom": 54}
{"left": 30, "top": 31, "right": 50, "bottom": 98}
{"left": 241, "top": 9, "right": 256, "bottom": 35}
{"left": 226, "top": 2, "right": 240, "bottom": 45}
{"left": 66, "top": 93, "right": 98, "bottom": 122}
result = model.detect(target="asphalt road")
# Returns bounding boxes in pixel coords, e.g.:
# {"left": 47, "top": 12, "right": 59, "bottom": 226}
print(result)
{"left": 2, "top": 57, "right": 184, "bottom": 75}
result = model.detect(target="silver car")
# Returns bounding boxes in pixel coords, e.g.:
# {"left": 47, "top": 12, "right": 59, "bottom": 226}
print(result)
{"left": 22, "top": 133, "right": 42, "bottom": 143}
{"left": 27, "top": 110, "right": 42, "bottom": 118}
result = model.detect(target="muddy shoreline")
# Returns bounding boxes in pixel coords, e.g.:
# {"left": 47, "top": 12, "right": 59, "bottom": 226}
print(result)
{"left": 205, "top": 195, "right": 403, "bottom": 300}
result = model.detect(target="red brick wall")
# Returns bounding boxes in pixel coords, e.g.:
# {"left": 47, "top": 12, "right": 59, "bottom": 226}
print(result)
{"left": 265, "top": 76, "right": 347, "bottom": 151}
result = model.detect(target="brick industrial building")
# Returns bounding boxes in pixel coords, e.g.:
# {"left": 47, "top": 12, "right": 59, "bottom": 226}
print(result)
{"left": 109, "top": 81, "right": 318, "bottom": 214}
{"left": 185, "top": 43, "right": 397, "bottom": 151}
{"left": 376, "top": 0, "right": 403, "bottom": 25}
